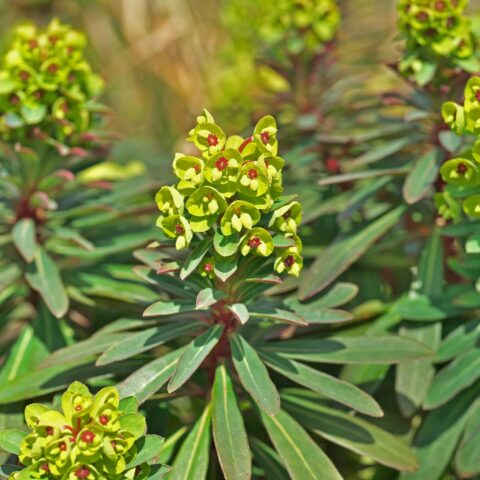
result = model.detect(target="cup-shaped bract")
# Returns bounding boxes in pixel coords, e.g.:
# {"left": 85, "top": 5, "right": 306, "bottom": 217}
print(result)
{"left": 9, "top": 382, "right": 151, "bottom": 480}
{"left": 155, "top": 109, "right": 304, "bottom": 277}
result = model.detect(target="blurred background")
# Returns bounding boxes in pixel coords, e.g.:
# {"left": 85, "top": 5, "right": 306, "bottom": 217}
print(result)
{"left": 0, "top": 0, "right": 478, "bottom": 175}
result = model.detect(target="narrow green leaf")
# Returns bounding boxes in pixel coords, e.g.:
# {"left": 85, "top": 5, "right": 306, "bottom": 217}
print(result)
{"left": 0, "top": 430, "right": 27, "bottom": 455}
{"left": 262, "top": 352, "right": 382, "bottom": 417}
{"left": 250, "top": 437, "right": 289, "bottom": 480}
{"left": 196, "top": 288, "right": 227, "bottom": 310}
{"left": 25, "top": 247, "right": 69, "bottom": 318}
{"left": 403, "top": 148, "right": 442, "bottom": 205}
{"left": 436, "top": 318, "right": 480, "bottom": 362}
{"left": 127, "top": 435, "right": 165, "bottom": 469}
{"left": 228, "top": 303, "right": 249, "bottom": 324}
{"left": 260, "top": 408, "right": 342, "bottom": 480}
{"left": 118, "top": 348, "right": 184, "bottom": 403}
{"left": 455, "top": 401, "right": 480, "bottom": 476}
{"left": 212, "top": 364, "right": 251, "bottom": 480}
{"left": 396, "top": 323, "right": 441, "bottom": 417}
{"left": 425, "top": 347, "right": 480, "bottom": 409}
{"left": 299, "top": 207, "right": 405, "bottom": 299}
{"left": 180, "top": 238, "right": 211, "bottom": 279}
{"left": 12, "top": 218, "right": 37, "bottom": 262}
{"left": 170, "top": 404, "right": 212, "bottom": 480}
{"left": 286, "top": 282, "right": 358, "bottom": 310}
{"left": 157, "top": 427, "right": 187, "bottom": 464}
{"left": 259, "top": 335, "right": 433, "bottom": 364}
{"left": 168, "top": 325, "right": 224, "bottom": 393}
{"left": 400, "top": 385, "right": 480, "bottom": 480}
{"left": 230, "top": 334, "right": 280, "bottom": 416}
{"left": 250, "top": 309, "right": 307, "bottom": 326}
{"left": 282, "top": 391, "right": 418, "bottom": 472}
{"left": 143, "top": 299, "right": 197, "bottom": 317}
{"left": 97, "top": 321, "right": 203, "bottom": 366}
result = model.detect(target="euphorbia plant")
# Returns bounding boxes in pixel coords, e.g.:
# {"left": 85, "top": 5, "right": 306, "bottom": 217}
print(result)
{"left": 21, "top": 111, "right": 439, "bottom": 479}
{"left": 0, "top": 19, "right": 159, "bottom": 357}
{"left": 0, "top": 382, "right": 168, "bottom": 479}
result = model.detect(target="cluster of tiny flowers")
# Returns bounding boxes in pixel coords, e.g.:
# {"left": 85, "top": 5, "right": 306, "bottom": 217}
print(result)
{"left": 10, "top": 382, "right": 150, "bottom": 480}
{"left": 155, "top": 110, "right": 304, "bottom": 277}
{"left": 436, "top": 77, "right": 480, "bottom": 219}
{"left": 225, "top": 0, "right": 340, "bottom": 57}
{"left": 397, "top": 0, "right": 476, "bottom": 81}
{"left": 0, "top": 18, "right": 103, "bottom": 143}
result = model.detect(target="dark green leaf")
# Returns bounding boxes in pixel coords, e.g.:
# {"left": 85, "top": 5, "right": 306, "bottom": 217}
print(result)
{"left": 12, "top": 218, "right": 37, "bottom": 262}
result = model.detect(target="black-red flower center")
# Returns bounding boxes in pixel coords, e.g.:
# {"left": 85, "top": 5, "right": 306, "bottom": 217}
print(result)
{"left": 75, "top": 467, "right": 90, "bottom": 479}
{"left": 247, "top": 168, "right": 258, "bottom": 180}
{"left": 248, "top": 236, "right": 261, "bottom": 248}
{"left": 284, "top": 255, "right": 295, "bottom": 268}
{"left": 260, "top": 131, "right": 270, "bottom": 144}
{"left": 207, "top": 134, "right": 219, "bottom": 147}
{"left": 215, "top": 156, "right": 229, "bottom": 171}
{"left": 81, "top": 430, "right": 95, "bottom": 443}
{"left": 175, "top": 223, "right": 185, "bottom": 235}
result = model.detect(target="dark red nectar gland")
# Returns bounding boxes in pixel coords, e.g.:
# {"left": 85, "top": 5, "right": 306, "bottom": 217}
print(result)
{"left": 215, "top": 156, "right": 229, "bottom": 171}
{"left": 48, "top": 63, "right": 59, "bottom": 74}
{"left": 475, "top": 91, "right": 480, "bottom": 102}
{"left": 46, "top": 427, "right": 54, "bottom": 436}
{"left": 204, "top": 263, "right": 213, "bottom": 273}
{"left": 207, "top": 134, "right": 219, "bottom": 147}
{"left": 416, "top": 12, "right": 428, "bottom": 22}
{"left": 75, "top": 405, "right": 82, "bottom": 412}
{"left": 75, "top": 467, "right": 90, "bottom": 479}
{"left": 60, "top": 442, "right": 67, "bottom": 451}
{"left": 457, "top": 163, "right": 468, "bottom": 175}
{"left": 175, "top": 224, "right": 185, "bottom": 235}
{"left": 247, "top": 168, "right": 258, "bottom": 180}
{"left": 435, "top": 1, "right": 445, "bottom": 11}
{"left": 81, "top": 431, "right": 95, "bottom": 443}
{"left": 260, "top": 131, "right": 270, "bottom": 145}
{"left": 41, "top": 464, "right": 50, "bottom": 472}
{"left": 248, "top": 237, "right": 262, "bottom": 249}
{"left": 284, "top": 255, "right": 295, "bottom": 268}
{"left": 9, "top": 94, "right": 19, "bottom": 105}
{"left": 28, "top": 39, "right": 38, "bottom": 49}
{"left": 194, "top": 164, "right": 201, "bottom": 173}
{"left": 49, "top": 35, "right": 58, "bottom": 44}
{"left": 99, "top": 415, "right": 109, "bottom": 425}
{"left": 19, "top": 71, "right": 30, "bottom": 82}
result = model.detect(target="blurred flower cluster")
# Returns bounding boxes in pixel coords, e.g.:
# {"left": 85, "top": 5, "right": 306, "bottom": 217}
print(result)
{"left": 156, "top": 110, "right": 303, "bottom": 277}
{"left": 0, "top": 18, "right": 103, "bottom": 146}
{"left": 397, "top": 0, "right": 480, "bottom": 85}
{"left": 11, "top": 382, "right": 149, "bottom": 480}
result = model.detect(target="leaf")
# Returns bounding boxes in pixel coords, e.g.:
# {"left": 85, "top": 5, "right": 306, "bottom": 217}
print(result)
{"left": 126, "top": 435, "right": 165, "bottom": 469}
{"left": 170, "top": 405, "right": 211, "bottom": 480}
{"left": 97, "top": 321, "right": 203, "bottom": 365}
{"left": 396, "top": 324, "right": 441, "bottom": 417}
{"left": 299, "top": 207, "right": 406, "bottom": 299}
{"left": 21, "top": 103, "right": 47, "bottom": 124}
{"left": 282, "top": 391, "right": 418, "bottom": 472}
{"left": 403, "top": 148, "right": 442, "bottom": 205}
{"left": 349, "top": 138, "right": 410, "bottom": 169}
{"left": 230, "top": 334, "right": 280, "bottom": 416}
{"left": 250, "top": 438, "right": 289, "bottom": 480}
{"left": 261, "top": 352, "right": 382, "bottom": 417}
{"left": 0, "top": 430, "right": 27, "bottom": 455}
{"left": 250, "top": 309, "right": 307, "bottom": 326}
{"left": 119, "top": 412, "right": 146, "bottom": 439}
{"left": 436, "top": 318, "right": 480, "bottom": 362}
{"left": 399, "top": 385, "right": 480, "bottom": 480}
{"left": 272, "top": 236, "right": 296, "bottom": 248}
{"left": 286, "top": 282, "right": 358, "bottom": 310}
{"left": 196, "top": 288, "right": 227, "bottom": 309}
{"left": 227, "top": 303, "right": 249, "bottom": 324}
{"left": 157, "top": 427, "right": 187, "bottom": 464}
{"left": 147, "top": 464, "right": 173, "bottom": 479}
{"left": 418, "top": 226, "right": 444, "bottom": 297}
{"left": 455, "top": 401, "right": 480, "bottom": 476}
{"left": 438, "top": 130, "right": 462, "bottom": 153}
{"left": 0, "top": 465, "right": 21, "bottom": 478}
{"left": 168, "top": 325, "right": 224, "bottom": 393}
{"left": 259, "top": 335, "right": 433, "bottom": 364}
{"left": 12, "top": 218, "right": 37, "bottom": 262}
{"left": 292, "top": 308, "right": 352, "bottom": 324}
{"left": 143, "top": 299, "right": 197, "bottom": 317}
{"left": 214, "top": 255, "right": 238, "bottom": 282}
{"left": 212, "top": 364, "right": 251, "bottom": 480}
{"left": 246, "top": 275, "right": 282, "bottom": 285}
{"left": 25, "top": 247, "right": 69, "bottom": 318}
{"left": 32, "top": 303, "right": 67, "bottom": 352}
{"left": 213, "top": 231, "right": 242, "bottom": 257}
{"left": 180, "top": 238, "right": 211, "bottom": 280}
{"left": 393, "top": 296, "right": 445, "bottom": 321}
{"left": 260, "top": 408, "right": 342, "bottom": 480}
{"left": 0, "top": 326, "right": 48, "bottom": 383}
{"left": 117, "top": 348, "right": 184, "bottom": 403}
{"left": 424, "top": 348, "right": 480, "bottom": 409}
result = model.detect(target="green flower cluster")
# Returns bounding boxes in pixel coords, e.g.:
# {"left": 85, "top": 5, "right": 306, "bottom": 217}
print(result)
{"left": 0, "top": 18, "right": 103, "bottom": 144}
{"left": 224, "top": 0, "right": 340, "bottom": 57}
{"left": 11, "top": 382, "right": 150, "bottom": 480}
{"left": 437, "top": 77, "right": 480, "bottom": 219}
{"left": 397, "top": 0, "right": 478, "bottom": 85}
{"left": 155, "top": 110, "right": 304, "bottom": 277}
